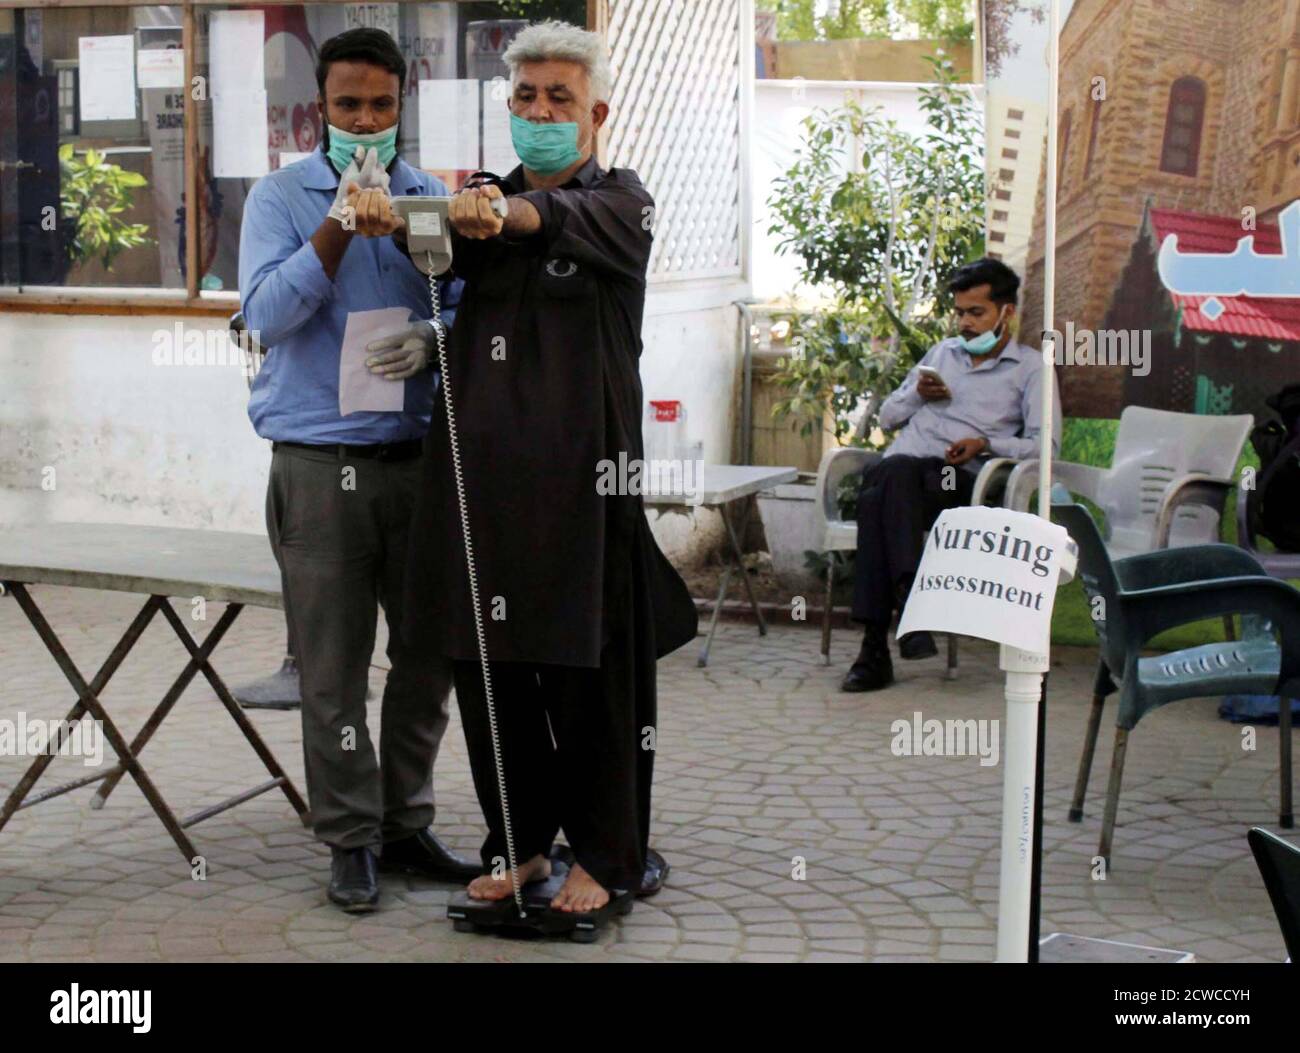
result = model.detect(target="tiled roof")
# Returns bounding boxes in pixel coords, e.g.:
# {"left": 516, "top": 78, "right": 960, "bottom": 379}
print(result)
{"left": 1148, "top": 207, "right": 1300, "bottom": 341}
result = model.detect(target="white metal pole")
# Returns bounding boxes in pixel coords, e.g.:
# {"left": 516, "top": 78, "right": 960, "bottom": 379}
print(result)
{"left": 1038, "top": 0, "right": 1060, "bottom": 514}
{"left": 995, "top": 0, "right": 1060, "bottom": 964}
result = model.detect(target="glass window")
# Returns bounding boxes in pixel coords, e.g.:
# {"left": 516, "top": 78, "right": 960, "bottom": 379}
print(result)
{"left": 197, "top": 1, "right": 584, "bottom": 293}
{"left": 0, "top": 0, "right": 588, "bottom": 296}
{"left": 1159, "top": 77, "right": 1205, "bottom": 177}
{"left": 0, "top": 6, "right": 186, "bottom": 289}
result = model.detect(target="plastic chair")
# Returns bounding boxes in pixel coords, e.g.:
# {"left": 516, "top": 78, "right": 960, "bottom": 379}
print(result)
{"left": 1235, "top": 475, "right": 1300, "bottom": 580}
{"left": 812, "top": 448, "right": 1018, "bottom": 674}
{"left": 1248, "top": 827, "right": 1300, "bottom": 962}
{"left": 1005, "top": 406, "right": 1252, "bottom": 557}
{"left": 1054, "top": 501, "right": 1299, "bottom": 864}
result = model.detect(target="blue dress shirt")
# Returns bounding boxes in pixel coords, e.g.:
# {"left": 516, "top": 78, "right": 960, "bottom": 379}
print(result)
{"left": 238, "top": 149, "right": 460, "bottom": 444}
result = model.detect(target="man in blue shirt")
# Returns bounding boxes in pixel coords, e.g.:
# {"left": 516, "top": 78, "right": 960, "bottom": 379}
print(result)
{"left": 842, "top": 258, "right": 1060, "bottom": 692}
{"left": 238, "top": 28, "right": 477, "bottom": 911}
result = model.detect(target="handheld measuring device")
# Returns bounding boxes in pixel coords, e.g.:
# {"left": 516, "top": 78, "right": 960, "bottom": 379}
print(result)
{"left": 390, "top": 195, "right": 508, "bottom": 276}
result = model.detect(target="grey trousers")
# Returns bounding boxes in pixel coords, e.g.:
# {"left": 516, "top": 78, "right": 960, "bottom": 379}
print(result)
{"left": 266, "top": 444, "right": 452, "bottom": 850}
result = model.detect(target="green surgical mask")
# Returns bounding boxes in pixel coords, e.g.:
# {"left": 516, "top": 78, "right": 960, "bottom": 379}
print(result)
{"left": 509, "top": 113, "right": 582, "bottom": 175}
{"left": 958, "top": 306, "right": 1008, "bottom": 356}
{"left": 325, "top": 123, "right": 398, "bottom": 175}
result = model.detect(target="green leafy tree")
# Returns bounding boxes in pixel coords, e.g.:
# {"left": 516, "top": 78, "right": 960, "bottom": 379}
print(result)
{"left": 983, "top": 0, "right": 1047, "bottom": 78}
{"left": 765, "top": 55, "right": 984, "bottom": 447}
{"left": 58, "top": 144, "right": 152, "bottom": 271}
{"left": 756, "top": 0, "right": 974, "bottom": 43}
{"left": 493, "top": 0, "right": 588, "bottom": 25}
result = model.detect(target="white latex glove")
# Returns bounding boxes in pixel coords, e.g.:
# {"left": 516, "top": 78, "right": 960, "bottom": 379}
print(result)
{"left": 327, "top": 146, "right": 391, "bottom": 224}
{"left": 366, "top": 320, "right": 439, "bottom": 381}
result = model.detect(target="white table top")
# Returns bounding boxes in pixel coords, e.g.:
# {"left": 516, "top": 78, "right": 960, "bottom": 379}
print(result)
{"left": 0, "top": 523, "right": 283, "bottom": 609}
{"left": 643, "top": 464, "right": 800, "bottom": 507}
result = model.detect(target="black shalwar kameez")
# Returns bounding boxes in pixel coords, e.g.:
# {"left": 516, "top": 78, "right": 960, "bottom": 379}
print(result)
{"left": 402, "top": 158, "right": 697, "bottom": 893}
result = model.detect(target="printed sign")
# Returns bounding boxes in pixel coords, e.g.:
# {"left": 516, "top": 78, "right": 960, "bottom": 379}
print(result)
{"left": 896, "top": 506, "right": 1074, "bottom": 655}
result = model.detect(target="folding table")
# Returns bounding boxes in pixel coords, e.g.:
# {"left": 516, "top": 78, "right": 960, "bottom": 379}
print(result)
{"left": 644, "top": 464, "right": 799, "bottom": 666}
{"left": 0, "top": 523, "right": 309, "bottom": 865}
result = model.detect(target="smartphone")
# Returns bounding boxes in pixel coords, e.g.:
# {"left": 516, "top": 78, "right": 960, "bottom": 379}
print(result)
{"left": 916, "top": 365, "right": 950, "bottom": 394}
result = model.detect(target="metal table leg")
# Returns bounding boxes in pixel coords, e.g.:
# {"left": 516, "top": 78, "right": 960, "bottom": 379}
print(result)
{"left": 0, "top": 584, "right": 311, "bottom": 865}
{"left": 0, "top": 585, "right": 200, "bottom": 862}
{"left": 697, "top": 498, "right": 765, "bottom": 668}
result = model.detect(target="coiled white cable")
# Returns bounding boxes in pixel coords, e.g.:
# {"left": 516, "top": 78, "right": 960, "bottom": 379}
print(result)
{"left": 427, "top": 255, "right": 525, "bottom": 917}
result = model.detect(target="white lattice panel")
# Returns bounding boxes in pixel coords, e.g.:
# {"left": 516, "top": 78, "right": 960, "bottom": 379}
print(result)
{"left": 606, "top": 0, "right": 744, "bottom": 280}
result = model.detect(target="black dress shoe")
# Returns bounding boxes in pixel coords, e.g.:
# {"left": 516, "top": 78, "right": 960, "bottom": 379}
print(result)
{"left": 329, "top": 846, "right": 379, "bottom": 913}
{"left": 639, "top": 848, "right": 670, "bottom": 897}
{"left": 897, "top": 630, "right": 938, "bottom": 660}
{"left": 379, "top": 828, "right": 482, "bottom": 883}
{"left": 842, "top": 624, "right": 894, "bottom": 691}
{"left": 840, "top": 660, "right": 894, "bottom": 692}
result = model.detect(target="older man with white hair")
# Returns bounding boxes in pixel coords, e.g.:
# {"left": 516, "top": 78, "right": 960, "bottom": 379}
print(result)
{"left": 403, "top": 21, "right": 697, "bottom": 919}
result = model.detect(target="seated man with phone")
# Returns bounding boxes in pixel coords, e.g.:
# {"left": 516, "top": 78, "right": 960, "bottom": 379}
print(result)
{"left": 841, "top": 258, "right": 1061, "bottom": 692}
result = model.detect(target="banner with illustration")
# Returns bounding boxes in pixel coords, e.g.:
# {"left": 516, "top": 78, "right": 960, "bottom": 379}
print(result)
{"left": 983, "top": 0, "right": 1300, "bottom": 430}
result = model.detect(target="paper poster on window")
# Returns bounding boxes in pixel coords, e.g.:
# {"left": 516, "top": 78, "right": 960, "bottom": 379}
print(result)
{"left": 896, "top": 507, "right": 1073, "bottom": 655}
{"left": 419, "top": 79, "right": 480, "bottom": 171}
{"left": 344, "top": 3, "right": 400, "bottom": 39}
{"left": 79, "top": 36, "right": 137, "bottom": 122}
{"left": 210, "top": 10, "right": 265, "bottom": 93}
{"left": 140, "top": 26, "right": 186, "bottom": 288}
{"left": 481, "top": 78, "right": 517, "bottom": 175}
{"left": 213, "top": 90, "right": 270, "bottom": 178}
{"left": 137, "top": 47, "right": 185, "bottom": 90}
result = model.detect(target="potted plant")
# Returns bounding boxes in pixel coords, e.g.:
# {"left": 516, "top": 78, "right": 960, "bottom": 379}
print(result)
{"left": 59, "top": 144, "right": 152, "bottom": 274}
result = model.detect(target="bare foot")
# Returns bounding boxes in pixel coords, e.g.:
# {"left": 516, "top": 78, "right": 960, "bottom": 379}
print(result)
{"left": 550, "top": 861, "right": 610, "bottom": 913}
{"left": 466, "top": 853, "right": 550, "bottom": 901}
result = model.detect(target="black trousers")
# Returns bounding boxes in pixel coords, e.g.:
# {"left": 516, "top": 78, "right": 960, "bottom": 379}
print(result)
{"left": 450, "top": 550, "right": 657, "bottom": 893}
{"left": 851, "top": 454, "right": 976, "bottom": 625}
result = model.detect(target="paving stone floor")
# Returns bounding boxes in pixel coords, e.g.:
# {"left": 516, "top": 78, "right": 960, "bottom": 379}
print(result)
{"left": 0, "top": 585, "right": 1293, "bottom": 962}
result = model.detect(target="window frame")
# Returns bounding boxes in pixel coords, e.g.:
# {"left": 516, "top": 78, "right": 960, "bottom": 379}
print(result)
{"left": 0, "top": 0, "right": 606, "bottom": 315}
{"left": 1159, "top": 75, "right": 1206, "bottom": 178}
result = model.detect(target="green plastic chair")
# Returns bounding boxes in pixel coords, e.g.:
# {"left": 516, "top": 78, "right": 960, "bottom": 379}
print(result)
{"left": 1053, "top": 502, "right": 1299, "bottom": 864}
{"left": 1248, "top": 828, "right": 1300, "bottom": 962}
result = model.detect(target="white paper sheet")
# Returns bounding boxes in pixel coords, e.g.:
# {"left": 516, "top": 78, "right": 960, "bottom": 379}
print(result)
{"left": 79, "top": 36, "right": 137, "bottom": 122}
{"left": 213, "top": 89, "right": 269, "bottom": 178}
{"left": 339, "top": 308, "right": 415, "bottom": 416}
{"left": 481, "top": 80, "right": 517, "bottom": 174}
{"left": 210, "top": 10, "right": 265, "bottom": 93}
{"left": 895, "top": 506, "right": 1071, "bottom": 654}
{"left": 419, "top": 80, "right": 480, "bottom": 171}
{"left": 137, "top": 47, "right": 185, "bottom": 90}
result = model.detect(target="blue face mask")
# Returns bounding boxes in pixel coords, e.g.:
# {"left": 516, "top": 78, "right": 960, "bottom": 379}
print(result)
{"left": 325, "top": 123, "right": 398, "bottom": 175}
{"left": 510, "top": 113, "right": 583, "bottom": 175}
{"left": 958, "top": 306, "right": 1008, "bottom": 356}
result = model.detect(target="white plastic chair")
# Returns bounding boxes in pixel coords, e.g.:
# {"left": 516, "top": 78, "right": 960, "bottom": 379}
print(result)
{"left": 813, "top": 448, "right": 1020, "bottom": 674}
{"left": 1001, "top": 406, "right": 1253, "bottom": 557}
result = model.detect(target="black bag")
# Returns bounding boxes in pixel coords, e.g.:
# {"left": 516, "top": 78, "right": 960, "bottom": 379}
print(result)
{"left": 1249, "top": 382, "right": 1300, "bottom": 552}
